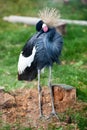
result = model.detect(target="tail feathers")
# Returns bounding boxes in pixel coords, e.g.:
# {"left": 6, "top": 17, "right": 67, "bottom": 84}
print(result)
{"left": 18, "top": 66, "right": 37, "bottom": 81}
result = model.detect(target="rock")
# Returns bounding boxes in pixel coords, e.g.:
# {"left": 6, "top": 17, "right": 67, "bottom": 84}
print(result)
{"left": 56, "top": 22, "right": 67, "bottom": 35}
{"left": 52, "top": 84, "right": 76, "bottom": 112}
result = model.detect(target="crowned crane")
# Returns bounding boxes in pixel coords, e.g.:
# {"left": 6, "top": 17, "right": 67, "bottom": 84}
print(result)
{"left": 18, "top": 8, "right": 63, "bottom": 119}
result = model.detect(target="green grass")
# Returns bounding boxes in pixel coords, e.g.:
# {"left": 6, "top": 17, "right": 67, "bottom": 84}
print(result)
{"left": 0, "top": 0, "right": 87, "bottom": 129}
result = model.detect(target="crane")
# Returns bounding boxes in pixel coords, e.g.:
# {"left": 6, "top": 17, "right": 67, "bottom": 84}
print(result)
{"left": 18, "top": 8, "right": 63, "bottom": 119}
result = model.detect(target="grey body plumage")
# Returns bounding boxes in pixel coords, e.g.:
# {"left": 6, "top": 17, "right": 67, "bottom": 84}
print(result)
{"left": 36, "top": 27, "right": 63, "bottom": 69}
{"left": 18, "top": 27, "right": 63, "bottom": 80}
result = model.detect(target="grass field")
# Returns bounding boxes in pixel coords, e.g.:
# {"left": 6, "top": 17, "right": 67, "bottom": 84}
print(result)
{"left": 0, "top": 0, "right": 87, "bottom": 129}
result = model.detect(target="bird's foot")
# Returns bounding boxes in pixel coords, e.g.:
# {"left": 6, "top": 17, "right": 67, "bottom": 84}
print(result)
{"left": 39, "top": 114, "right": 50, "bottom": 120}
{"left": 39, "top": 113, "right": 60, "bottom": 120}
{"left": 50, "top": 111, "right": 60, "bottom": 121}
{"left": 39, "top": 114, "right": 44, "bottom": 119}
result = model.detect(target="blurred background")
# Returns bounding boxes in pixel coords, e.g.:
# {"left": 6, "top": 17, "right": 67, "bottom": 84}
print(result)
{"left": 0, "top": 0, "right": 87, "bottom": 129}
{"left": 0, "top": 0, "right": 87, "bottom": 93}
{"left": 0, "top": 0, "right": 87, "bottom": 19}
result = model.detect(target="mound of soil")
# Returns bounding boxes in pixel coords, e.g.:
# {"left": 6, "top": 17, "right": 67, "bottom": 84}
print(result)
{"left": 0, "top": 86, "right": 86, "bottom": 129}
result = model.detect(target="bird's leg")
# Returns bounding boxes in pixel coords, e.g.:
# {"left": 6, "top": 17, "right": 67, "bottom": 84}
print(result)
{"left": 38, "top": 69, "right": 43, "bottom": 118}
{"left": 48, "top": 66, "right": 55, "bottom": 114}
{"left": 48, "top": 66, "right": 59, "bottom": 120}
{"left": 48, "top": 66, "right": 52, "bottom": 87}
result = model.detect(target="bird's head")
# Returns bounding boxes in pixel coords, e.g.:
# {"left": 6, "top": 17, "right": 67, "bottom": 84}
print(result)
{"left": 36, "top": 20, "right": 48, "bottom": 32}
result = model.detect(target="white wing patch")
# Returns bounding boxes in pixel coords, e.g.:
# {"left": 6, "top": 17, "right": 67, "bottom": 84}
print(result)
{"left": 18, "top": 46, "right": 36, "bottom": 74}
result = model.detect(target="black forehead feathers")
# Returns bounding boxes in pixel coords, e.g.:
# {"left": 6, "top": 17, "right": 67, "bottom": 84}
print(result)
{"left": 36, "top": 20, "right": 44, "bottom": 31}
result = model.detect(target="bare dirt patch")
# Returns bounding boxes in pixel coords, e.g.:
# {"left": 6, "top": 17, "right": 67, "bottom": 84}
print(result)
{"left": 0, "top": 86, "right": 87, "bottom": 130}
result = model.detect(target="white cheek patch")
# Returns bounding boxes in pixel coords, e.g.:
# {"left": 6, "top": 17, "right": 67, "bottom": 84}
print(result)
{"left": 18, "top": 46, "right": 36, "bottom": 74}
{"left": 42, "top": 23, "right": 48, "bottom": 32}
{"left": 42, "top": 23, "right": 47, "bottom": 28}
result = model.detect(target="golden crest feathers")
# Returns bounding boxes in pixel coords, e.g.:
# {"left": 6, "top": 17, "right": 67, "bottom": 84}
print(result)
{"left": 38, "top": 7, "right": 60, "bottom": 27}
